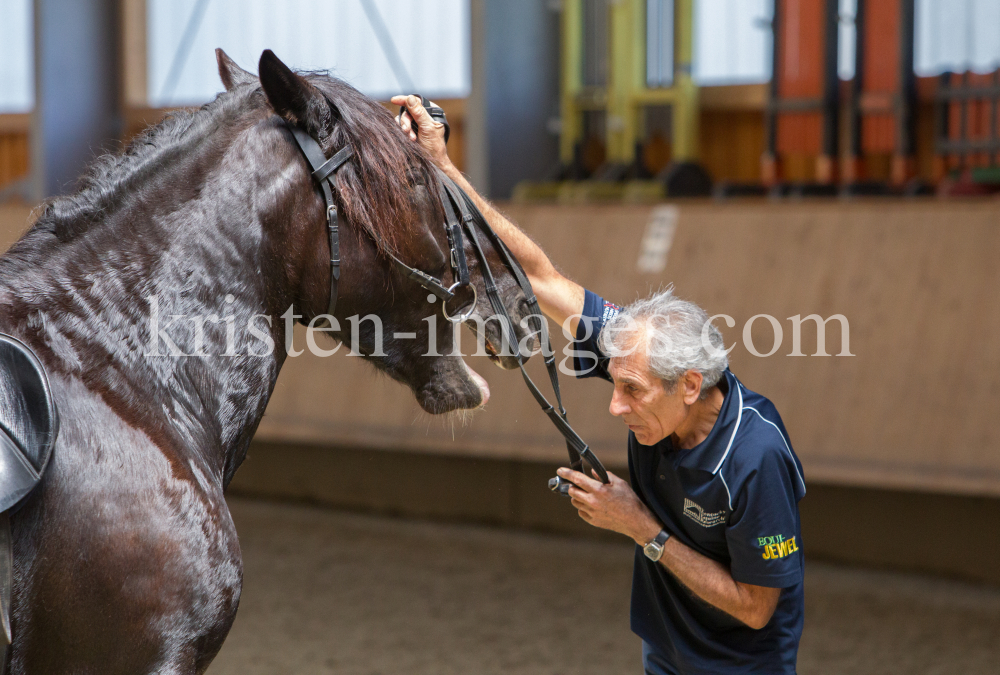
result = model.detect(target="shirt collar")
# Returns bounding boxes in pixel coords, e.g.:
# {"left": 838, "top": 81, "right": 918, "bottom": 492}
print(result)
{"left": 660, "top": 369, "right": 743, "bottom": 474}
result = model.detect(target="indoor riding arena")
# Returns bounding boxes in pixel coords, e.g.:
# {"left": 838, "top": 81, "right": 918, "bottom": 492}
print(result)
{"left": 1, "top": 1, "right": 999, "bottom": 674}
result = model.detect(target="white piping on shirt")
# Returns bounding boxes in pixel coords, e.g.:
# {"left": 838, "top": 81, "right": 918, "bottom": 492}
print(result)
{"left": 719, "top": 471, "right": 733, "bottom": 510}
{"left": 742, "top": 406, "right": 808, "bottom": 494}
{"left": 711, "top": 382, "right": 743, "bottom": 475}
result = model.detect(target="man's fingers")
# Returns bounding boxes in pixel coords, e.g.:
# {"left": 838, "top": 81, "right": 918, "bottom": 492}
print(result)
{"left": 567, "top": 486, "right": 593, "bottom": 505}
{"left": 396, "top": 112, "right": 416, "bottom": 140}
{"left": 395, "top": 94, "right": 426, "bottom": 124}
{"left": 569, "top": 496, "right": 593, "bottom": 522}
{"left": 402, "top": 94, "right": 445, "bottom": 135}
{"left": 556, "top": 467, "right": 603, "bottom": 492}
{"left": 391, "top": 95, "right": 419, "bottom": 134}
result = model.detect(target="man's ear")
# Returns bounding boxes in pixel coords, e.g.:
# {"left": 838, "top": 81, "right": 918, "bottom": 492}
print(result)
{"left": 258, "top": 49, "right": 336, "bottom": 138}
{"left": 216, "top": 48, "right": 256, "bottom": 90}
{"left": 682, "top": 369, "right": 704, "bottom": 405}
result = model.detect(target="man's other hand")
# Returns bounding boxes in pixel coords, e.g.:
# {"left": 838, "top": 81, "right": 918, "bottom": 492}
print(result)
{"left": 557, "top": 467, "right": 661, "bottom": 544}
{"left": 391, "top": 94, "right": 450, "bottom": 167}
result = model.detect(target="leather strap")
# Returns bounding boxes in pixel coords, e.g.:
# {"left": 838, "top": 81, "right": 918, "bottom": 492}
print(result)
{"left": 390, "top": 256, "right": 455, "bottom": 301}
{"left": 313, "top": 146, "right": 354, "bottom": 183}
{"left": 285, "top": 124, "right": 350, "bottom": 319}
{"left": 436, "top": 180, "right": 470, "bottom": 287}
{"left": 437, "top": 172, "right": 608, "bottom": 486}
{"left": 327, "top": 205, "right": 341, "bottom": 318}
{"left": 382, "top": 177, "right": 472, "bottom": 310}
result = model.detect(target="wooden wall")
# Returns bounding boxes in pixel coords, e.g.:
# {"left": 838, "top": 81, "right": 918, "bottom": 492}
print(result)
{"left": 230, "top": 444, "right": 1000, "bottom": 584}
{"left": 249, "top": 199, "right": 1000, "bottom": 498}
{"left": 695, "top": 78, "right": 954, "bottom": 185}
{"left": 2, "top": 198, "right": 1000, "bottom": 500}
{"left": 0, "top": 115, "right": 30, "bottom": 193}
{"left": 699, "top": 111, "right": 765, "bottom": 184}
{"left": 0, "top": 205, "right": 35, "bottom": 251}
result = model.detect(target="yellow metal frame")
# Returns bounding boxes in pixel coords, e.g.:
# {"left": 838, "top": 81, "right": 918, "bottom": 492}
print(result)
{"left": 560, "top": 0, "right": 700, "bottom": 167}
{"left": 559, "top": 0, "right": 584, "bottom": 164}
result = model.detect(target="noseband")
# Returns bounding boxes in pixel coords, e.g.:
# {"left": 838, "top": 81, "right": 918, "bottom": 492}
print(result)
{"left": 283, "top": 112, "right": 608, "bottom": 494}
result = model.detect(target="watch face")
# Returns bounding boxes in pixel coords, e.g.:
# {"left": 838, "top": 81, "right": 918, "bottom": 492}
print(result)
{"left": 644, "top": 542, "right": 663, "bottom": 562}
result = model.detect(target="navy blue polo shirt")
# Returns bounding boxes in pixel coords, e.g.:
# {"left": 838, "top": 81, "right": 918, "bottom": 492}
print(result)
{"left": 573, "top": 290, "right": 806, "bottom": 675}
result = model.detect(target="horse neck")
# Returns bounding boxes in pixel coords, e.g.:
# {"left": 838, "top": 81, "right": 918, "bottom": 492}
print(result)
{"left": 0, "top": 115, "right": 301, "bottom": 487}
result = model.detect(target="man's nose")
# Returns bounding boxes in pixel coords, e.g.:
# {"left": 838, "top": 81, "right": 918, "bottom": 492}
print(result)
{"left": 609, "top": 391, "right": 629, "bottom": 417}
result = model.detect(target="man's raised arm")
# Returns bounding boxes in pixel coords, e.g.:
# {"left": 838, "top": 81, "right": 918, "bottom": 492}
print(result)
{"left": 392, "top": 95, "right": 585, "bottom": 334}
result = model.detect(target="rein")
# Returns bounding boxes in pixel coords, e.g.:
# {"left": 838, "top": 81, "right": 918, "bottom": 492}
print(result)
{"left": 439, "top": 177, "right": 610, "bottom": 490}
{"left": 283, "top": 115, "right": 608, "bottom": 493}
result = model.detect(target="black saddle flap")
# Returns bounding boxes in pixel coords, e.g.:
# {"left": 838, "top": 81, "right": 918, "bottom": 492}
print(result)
{"left": 0, "top": 335, "right": 58, "bottom": 512}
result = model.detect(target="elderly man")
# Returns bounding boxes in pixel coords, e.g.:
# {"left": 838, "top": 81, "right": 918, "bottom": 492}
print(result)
{"left": 395, "top": 96, "right": 807, "bottom": 675}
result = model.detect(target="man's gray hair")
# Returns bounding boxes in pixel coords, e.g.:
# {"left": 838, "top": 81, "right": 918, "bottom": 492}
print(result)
{"left": 598, "top": 288, "right": 728, "bottom": 397}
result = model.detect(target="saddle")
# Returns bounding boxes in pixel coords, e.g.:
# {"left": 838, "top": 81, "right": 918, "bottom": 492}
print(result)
{"left": 0, "top": 334, "right": 58, "bottom": 512}
{"left": 0, "top": 333, "right": 59, "bottom": 657}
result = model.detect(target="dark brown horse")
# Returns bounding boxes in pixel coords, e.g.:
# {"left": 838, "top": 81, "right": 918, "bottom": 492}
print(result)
{"left": 0, "top": 50, "right": 531, "bottom": 673}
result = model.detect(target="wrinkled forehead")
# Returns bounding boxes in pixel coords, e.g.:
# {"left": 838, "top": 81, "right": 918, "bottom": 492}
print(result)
{"left": 607, "top": 343, "right": 654, "bottom": 384}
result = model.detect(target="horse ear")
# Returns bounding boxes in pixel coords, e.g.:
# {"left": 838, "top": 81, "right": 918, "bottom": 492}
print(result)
{"left": 216, "top": 48, "right": 256, "bottom": 91}
{"left": 258, "top": 49, "right": 334, "bottom": 137}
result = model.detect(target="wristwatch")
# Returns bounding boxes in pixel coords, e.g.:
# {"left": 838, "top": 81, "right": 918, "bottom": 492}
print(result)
{"left": 643, "top": 529, "right": 671, "bottom": 562}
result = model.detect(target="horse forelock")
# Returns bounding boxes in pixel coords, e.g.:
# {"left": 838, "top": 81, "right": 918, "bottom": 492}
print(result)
{"left": 303, "top": 73, "right": 440, "bottom": 258}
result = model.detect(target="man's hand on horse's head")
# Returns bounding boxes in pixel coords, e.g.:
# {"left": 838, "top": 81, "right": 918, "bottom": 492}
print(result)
{"left": 391, "top": 94, "right": 450, "bottom": 167}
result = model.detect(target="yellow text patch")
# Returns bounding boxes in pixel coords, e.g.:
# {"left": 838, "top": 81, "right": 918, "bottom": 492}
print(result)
{"left": 760, "top": 536, "right": 799, "bottom": 560}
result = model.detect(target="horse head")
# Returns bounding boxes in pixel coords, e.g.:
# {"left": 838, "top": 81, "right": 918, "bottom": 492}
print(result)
{"left": 217, "top": 49, "right": 535, "bottom": 414}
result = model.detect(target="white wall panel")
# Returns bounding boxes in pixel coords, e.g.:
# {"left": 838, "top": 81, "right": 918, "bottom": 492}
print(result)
{"left": 0, "top": 0, "right": 33, "bottom": 112}
{"left": 838, "top": 0, "right": 856, "bottom": 80}
{"left": 693, "top": 0, "right": 772, "bottom": 85}
{"left": 148, "top": 0, "right": 470, "bottom": 107}
{"left": 915, "top": 0, "right": 1000, "bottom": 76}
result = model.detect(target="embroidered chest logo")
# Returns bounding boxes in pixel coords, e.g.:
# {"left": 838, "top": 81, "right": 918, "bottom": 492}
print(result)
{"left": 682, "top": 498, "right": 727, "bottom": 527}
{"left": 758, "top": 534, "right": 799, "bottom": 560}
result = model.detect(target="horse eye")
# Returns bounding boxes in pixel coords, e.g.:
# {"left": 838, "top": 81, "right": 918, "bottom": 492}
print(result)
{"left": 406, "top": 168, "right": 425, "bottom": 186}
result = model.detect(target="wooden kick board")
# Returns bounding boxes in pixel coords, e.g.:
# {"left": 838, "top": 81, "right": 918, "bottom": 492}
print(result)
{"left": 260, "top": 199, "right": 1000, "bottom": 497}
{"left": 3, "top": 200, "right": 1000, "bottom": 496}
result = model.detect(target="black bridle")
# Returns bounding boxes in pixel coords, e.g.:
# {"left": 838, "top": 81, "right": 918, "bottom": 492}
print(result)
{"left": 283, "top": 110, "right": 608, "bottom": 494}
{"left": 284, "top": 122, "right": 477, "bottom": 324}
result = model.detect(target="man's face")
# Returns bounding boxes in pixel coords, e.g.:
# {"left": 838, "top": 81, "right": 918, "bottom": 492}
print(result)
{"left": 607, "top": 341, "right": 690, "bottom": 446}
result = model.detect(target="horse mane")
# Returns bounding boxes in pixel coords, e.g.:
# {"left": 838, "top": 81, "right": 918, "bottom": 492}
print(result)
{"left": 34, "top": 90, "right": 250, "bottom": 243}
{"left": 29, "top": 72, "right": 437, "bottom": 256}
